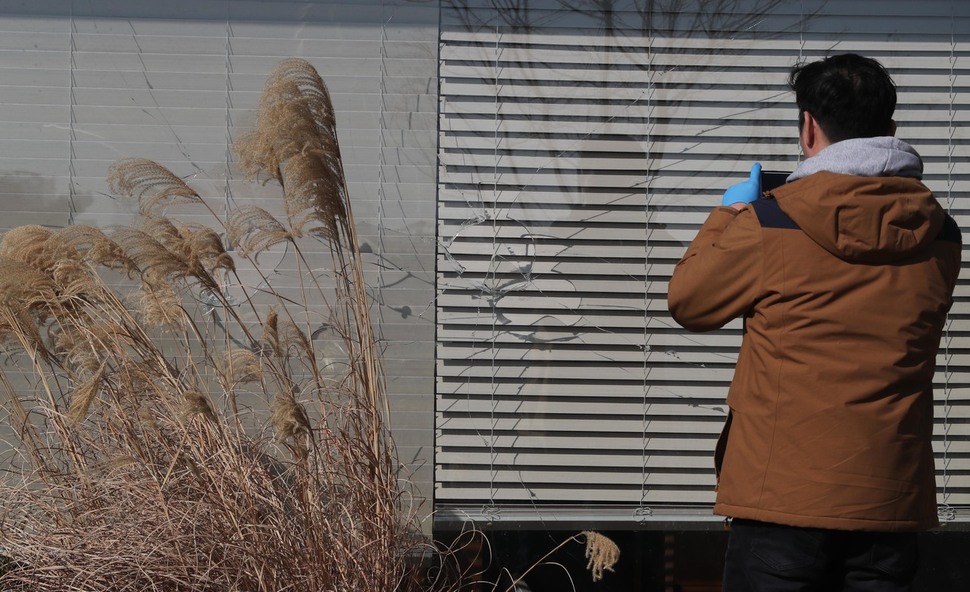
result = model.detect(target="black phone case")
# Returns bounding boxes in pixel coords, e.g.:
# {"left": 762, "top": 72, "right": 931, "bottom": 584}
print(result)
{"left": 761, "top": 171, "right": 789, "bottom": 192}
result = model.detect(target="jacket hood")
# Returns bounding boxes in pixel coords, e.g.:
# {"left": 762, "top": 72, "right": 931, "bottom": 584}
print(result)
{"left": 771, "top": 138, "right": 943, "bottom": 264}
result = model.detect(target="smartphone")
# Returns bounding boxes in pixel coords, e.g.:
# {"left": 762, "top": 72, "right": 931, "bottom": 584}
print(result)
{"left": 761, "top": 170, "right": 790, "bottom": 192}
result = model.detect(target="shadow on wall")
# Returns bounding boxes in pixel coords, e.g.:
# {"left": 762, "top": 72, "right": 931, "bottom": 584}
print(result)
{"left": 0, "top": 171, "right": 99, "bottom": 232}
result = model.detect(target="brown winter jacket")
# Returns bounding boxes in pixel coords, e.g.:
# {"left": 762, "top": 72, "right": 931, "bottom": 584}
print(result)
{"left": 667, "top": 171, "right": 961, "bottom": 531}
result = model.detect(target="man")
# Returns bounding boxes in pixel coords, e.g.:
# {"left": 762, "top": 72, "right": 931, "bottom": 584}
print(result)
{"left": 667, "top": 53, "right": 961, "bottom": 591}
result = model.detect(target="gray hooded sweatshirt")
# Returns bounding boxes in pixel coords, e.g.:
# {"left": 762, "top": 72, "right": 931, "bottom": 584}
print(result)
{"left": 786, "top": 136, "right": 924, "bottom": 182}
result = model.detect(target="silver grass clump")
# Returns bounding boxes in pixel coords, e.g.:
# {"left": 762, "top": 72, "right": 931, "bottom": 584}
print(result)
{"left": 0, "top": 58, "right": 420, "bottom": 592}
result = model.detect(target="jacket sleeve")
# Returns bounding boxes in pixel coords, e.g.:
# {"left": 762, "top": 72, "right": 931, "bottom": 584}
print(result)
{"left": 667, "top": 205, "right": 765, "bottom": 332}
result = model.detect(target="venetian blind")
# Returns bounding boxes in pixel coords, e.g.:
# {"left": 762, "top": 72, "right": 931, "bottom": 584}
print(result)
{"left": 435, "top": 0, "right": 970, "bottom": 526}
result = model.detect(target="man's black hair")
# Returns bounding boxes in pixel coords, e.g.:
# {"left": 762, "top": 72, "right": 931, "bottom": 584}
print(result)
{"left": 788, "top": 53, "right": 897, "bottom": 143}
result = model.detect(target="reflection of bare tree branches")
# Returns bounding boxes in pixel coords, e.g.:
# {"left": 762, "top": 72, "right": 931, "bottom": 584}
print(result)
{"left": 442, "top": 0, "right": 825, "bottom": 37}
{"left": 557, "top": 0, "right": 619, "bottom": 32}
{"left": 631, "top": 0, "right": 786, "bottom": 38}
{"left": 494, "top": 0, "right": 535, "bottom": 29}
{"left": 446, "top": 0, "right": 538, "bottom": 31}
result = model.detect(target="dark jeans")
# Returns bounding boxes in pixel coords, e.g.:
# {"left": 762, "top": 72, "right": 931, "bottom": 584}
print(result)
{"left": 723, "top": 519, "right": 919, "bottom": 592}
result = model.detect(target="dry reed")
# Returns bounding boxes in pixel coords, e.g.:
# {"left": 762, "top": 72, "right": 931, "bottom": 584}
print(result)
{"left": 0, "top": 58, "right": 619, "bottom": 592}
{"left": 0, "top": 58, "right": 421, "bottom": 592}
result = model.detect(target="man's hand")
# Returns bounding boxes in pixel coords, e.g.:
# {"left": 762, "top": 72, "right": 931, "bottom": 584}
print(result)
{"left": 721, "top": 163, "right": 763, "bottom": 207}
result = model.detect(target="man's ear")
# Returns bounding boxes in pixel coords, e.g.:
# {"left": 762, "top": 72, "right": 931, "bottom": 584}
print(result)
{"left": 800, "top": 111, "right": 830, "bottom": 156}
{"left": 888, "top": 119, "right": 897, "bottom": 137}
{"left": 801, "top": 111, "right": 818, "bottom": 153}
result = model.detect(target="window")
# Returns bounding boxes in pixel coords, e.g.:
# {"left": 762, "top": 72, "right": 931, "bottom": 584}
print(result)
{"left": 435, "top": 0, "right": 970, "bottom": 529}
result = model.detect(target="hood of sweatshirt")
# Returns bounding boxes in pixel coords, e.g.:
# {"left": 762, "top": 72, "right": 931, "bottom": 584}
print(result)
{"left": 770, "top": 137, "right": 943, "bottom": 264}
{"left": 786, "top": 136, "right": 924, "bottom": 182}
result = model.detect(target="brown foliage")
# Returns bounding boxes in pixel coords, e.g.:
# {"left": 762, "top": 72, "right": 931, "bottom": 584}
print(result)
{"left": 0, "top": 59, "right": 421, "bottom": 592}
